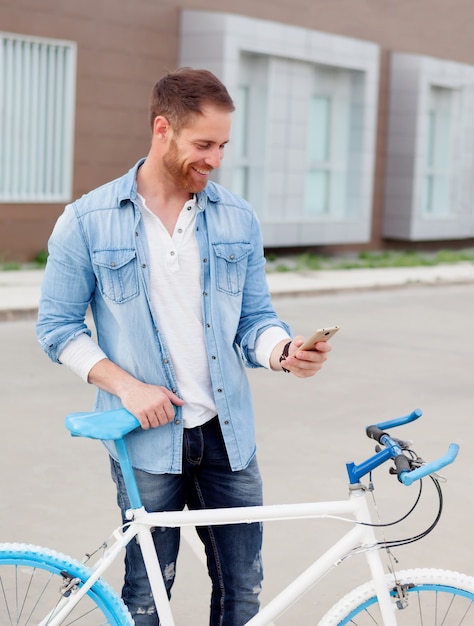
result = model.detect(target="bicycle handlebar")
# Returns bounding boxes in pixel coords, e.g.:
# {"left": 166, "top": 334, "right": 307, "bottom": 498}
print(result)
{"left": 367, "top": 408, "right": 423, "bottom": 434}
{"left": 346, "top": 409, "right": 459, "bottom": 485}
{"left": 398, "top": 443, "right": 459, "bottom": 486}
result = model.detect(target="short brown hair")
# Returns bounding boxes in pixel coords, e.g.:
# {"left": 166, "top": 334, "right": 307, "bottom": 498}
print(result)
{"left": 149, "top": 67, "right": 235, "bottom": 132}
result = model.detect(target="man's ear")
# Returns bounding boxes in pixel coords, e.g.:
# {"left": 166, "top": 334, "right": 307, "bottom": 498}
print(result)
{"left": 153, "top": 116, "right": 171, "bottom": 141}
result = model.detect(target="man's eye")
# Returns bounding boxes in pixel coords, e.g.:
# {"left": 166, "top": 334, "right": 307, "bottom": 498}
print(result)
{"left": 197, "top": 144, "right": 210, "bottom": 150}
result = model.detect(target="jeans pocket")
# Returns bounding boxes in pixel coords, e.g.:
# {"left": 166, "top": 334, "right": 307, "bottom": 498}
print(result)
{"left": 212, "top": 242, "right": 253, "bottom": 296}
{"left": 93, "top": 248, "right": 139, "bottom": 303}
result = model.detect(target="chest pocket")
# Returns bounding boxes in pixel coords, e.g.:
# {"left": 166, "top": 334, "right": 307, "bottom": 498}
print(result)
{"left": 212, "top": 242, "right": 253, "bottom": 296}
{"left": 93, "top": 249, "right": 139, "bottom": 303}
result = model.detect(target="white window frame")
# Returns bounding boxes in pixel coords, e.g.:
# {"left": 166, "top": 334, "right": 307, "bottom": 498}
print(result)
{"left": 305, "top": 67, "right": 352, "bottom": 218}
{"left": 0, "top": 32, "right": 77, "bottom": 203}
{"left": 422, "top": 86, "right": 455, "bottom": 216}
{"left": 179, "top": 10, "right": 380, "bottom": 247}
{"left": 306, "top": 94, "right": 332, "bottom": 215}
{"left": 383, "top": 52, "right": 474, "bottom": 241}
{"left": 233, "top": 52, "right": 268, "bottom": 215}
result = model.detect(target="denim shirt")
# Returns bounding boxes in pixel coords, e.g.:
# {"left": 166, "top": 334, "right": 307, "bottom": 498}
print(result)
{"left": 36, "top": 160, "right": 291, "bottom": 473}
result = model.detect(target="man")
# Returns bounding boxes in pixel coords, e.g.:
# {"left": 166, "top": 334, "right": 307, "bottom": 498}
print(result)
{"left": 36, "top": 67, "right": 332, "bottom": 625}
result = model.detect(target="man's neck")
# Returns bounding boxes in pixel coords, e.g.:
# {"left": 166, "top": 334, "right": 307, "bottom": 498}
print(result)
{"left": 137, "top": 159, "right": 192, "bottom": 234}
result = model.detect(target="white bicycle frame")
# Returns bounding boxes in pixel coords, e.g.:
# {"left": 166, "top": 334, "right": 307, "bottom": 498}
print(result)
{"left": 42, "top": 484, "right": 398, "bottom": 626}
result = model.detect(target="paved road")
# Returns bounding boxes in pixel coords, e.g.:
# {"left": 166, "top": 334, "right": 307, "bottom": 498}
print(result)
{"left": 1, "top": 284, "right": 473, "bottom": 624}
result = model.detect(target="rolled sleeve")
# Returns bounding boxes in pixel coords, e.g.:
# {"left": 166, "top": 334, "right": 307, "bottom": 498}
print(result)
{"left": 254, "top": 326, "right": 291, "bottom": 369}
{"left": 59, "top": 333, "right": 107, "bottom": 382}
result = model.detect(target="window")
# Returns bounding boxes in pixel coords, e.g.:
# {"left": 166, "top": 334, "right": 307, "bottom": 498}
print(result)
{"left": 306, "top": 96, "right": 331, "bottom": 214}
{"left": 0, "top": 32, "right": 76, "bottom": 203}
{"left": 304, "top": 64, "right": 355, "bottom": 219}
{"left": 180, "top": 10, "right": 380, "bottom": 245}
{"left": 422, "top": 87, "right": 453, "bottom": 215}
{"left": 232, "top": 53, "right": 268, "bottom": 212}
{"left": 232, "top": 86, "right": 250, "bottom": 198}
{"left": 383, "top": 52, "right": 474, "bottom": 241}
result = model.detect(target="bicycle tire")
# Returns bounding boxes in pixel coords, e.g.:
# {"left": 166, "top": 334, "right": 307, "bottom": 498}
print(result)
{"left": 0, "top": 542, "right": 133, "bottom": 625}
{"left": 319, "top": 568, "right": 474, "bottom": 625}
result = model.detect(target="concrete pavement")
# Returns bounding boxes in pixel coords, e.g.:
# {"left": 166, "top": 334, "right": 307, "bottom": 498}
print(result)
{"left": 1, "top": 262, "right": 474, "bottom": 319}
{"left": 2, "top": 284, "right": 474, "bottom": 624}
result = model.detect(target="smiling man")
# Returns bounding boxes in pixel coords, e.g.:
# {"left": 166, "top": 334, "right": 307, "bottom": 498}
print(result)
{"left": 36, "top": 67, "right": 332, "bottom": 626}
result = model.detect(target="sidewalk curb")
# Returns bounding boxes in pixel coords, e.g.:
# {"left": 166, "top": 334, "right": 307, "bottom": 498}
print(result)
{"left": 265, "top": 262, "right": 474, "bottom": 298}
{"left": 0, "top": 310, "right": 38, "bottom": 321}
{"left": 266, "top": 277, "right": 474, "bottom": 298}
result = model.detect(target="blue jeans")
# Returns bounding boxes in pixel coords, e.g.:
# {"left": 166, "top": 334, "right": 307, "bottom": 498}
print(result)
{"left": 110, "top": 417, "right": 263, "bottom": 626}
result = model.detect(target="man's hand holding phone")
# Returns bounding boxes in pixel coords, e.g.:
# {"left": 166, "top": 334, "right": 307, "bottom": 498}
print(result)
{"left": 276, "top": 326, "right": 339, "bottom": 378}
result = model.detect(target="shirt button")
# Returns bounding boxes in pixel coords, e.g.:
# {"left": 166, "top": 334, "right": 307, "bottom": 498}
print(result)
{"left": 170, "top": 251, "right": 175, "bottom": 256}
{"left": 229, "top": 255, "right": 235, "bottom": 260}
{"left": 164, "top": 358, "right": 169, "bottom": 364}
{"left": 110, "top": 262, "right": 116, "bottom": 267}
{"left": 211, "top": 355, "right": 216, "bottom": 360}
{"left": 177, "top": 228, "right": 183, "bottom": 234}
{"left": 175, "top": 419, "right": 181, "bottom": 425}
{"left": 217, "top": 388, "right": 222, "bottom": 393}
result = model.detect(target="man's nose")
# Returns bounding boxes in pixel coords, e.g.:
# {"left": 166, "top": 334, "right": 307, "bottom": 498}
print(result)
{"left": 205, "top": 146, "right": 223, "bottom": 169}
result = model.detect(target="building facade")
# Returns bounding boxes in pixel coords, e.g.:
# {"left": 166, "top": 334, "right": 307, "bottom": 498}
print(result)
{"left": 1, "top": 0, "right": 474, "bottom": 260}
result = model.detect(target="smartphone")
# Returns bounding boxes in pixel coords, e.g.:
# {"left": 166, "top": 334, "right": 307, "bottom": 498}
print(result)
{"left": 300, "top": 326, "right": 340, "bottom": 351}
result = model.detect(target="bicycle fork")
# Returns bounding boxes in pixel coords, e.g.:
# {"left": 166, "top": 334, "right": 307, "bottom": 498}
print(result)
{"left": 36, "top": 524, "right": 138, "bottom": 626}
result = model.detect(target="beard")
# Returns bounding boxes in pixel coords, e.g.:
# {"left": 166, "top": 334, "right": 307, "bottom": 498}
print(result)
{"left": 162, "top": 139, "right": 211, "bottom": 194}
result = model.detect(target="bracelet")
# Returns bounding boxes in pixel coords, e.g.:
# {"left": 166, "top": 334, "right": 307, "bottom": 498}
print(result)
{"left": 279, "top": 340, "right": 292, "bottom": 373}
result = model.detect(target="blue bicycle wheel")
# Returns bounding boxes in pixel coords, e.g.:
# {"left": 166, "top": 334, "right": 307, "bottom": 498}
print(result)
{"left": 320, "top": 568, "right": 474, "bottom": 625}
{"left": 0, "top": 543, "right": 133, "bottom": 625}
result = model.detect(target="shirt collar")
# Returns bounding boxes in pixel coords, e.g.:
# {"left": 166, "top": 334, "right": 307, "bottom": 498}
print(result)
{"left": 117, "top": 158, "right": 220, "bottom": 209}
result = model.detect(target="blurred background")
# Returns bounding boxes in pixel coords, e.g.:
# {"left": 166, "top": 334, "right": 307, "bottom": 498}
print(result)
{"left": 1, "top": 0, "right": 474, "bottom": 262}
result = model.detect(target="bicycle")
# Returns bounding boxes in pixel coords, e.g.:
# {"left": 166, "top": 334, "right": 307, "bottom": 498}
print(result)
{"left": 1, "top": 407, "right": 473, "bottom": 625}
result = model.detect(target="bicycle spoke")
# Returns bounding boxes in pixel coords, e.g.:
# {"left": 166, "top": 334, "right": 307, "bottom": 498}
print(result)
{"left": 0, "top": 548, "right": 131, "bottom": 625}
{"left": 0, "top": 574, "right": 13, "bottom": 625}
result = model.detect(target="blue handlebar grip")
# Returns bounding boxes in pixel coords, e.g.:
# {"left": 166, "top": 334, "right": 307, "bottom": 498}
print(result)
{"left": 375, "top": 408, "right": 423, "bottom": 431}
{"left": 400, "top": 443, "right": 460, "bottom": 486}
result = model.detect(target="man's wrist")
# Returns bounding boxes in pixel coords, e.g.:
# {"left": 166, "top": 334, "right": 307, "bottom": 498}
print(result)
{"left": 279, "top": 340, "right": 292, "bottom": 373}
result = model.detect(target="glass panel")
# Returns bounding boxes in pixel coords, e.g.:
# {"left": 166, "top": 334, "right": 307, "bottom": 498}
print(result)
{"left": 305, "top": 96, "right": 331, "bottom": 215}
{"left": 234, "top": 86, "right": 249, "bottom": 159}
{"left": 232, "top": 85, "right": 249, "bottom": 199}
{"left": 432, "top": 175, "right": 449, "bottom": 214}
{"left": 233, "top": 167, "right": 248, "bottom": 199}
{"left": 423, "top": 87, "right": 452, "bottom": 215}
{"left": 423, "top": 175, "right": 433, "bottom": 212}
{"left": 331, "top": 170, "right": 346, "bottom": 214}
{"left": 433, "top": 106, "right": 451, "bottom": 172}
{"left": 305, "top": 169, "right": 329, "bottom": 214}
{"left": 308, "top": 96, "right": 330, "bottom": 163}
{"left": 426, "top": 111, "right": 435, "bottom": 168}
